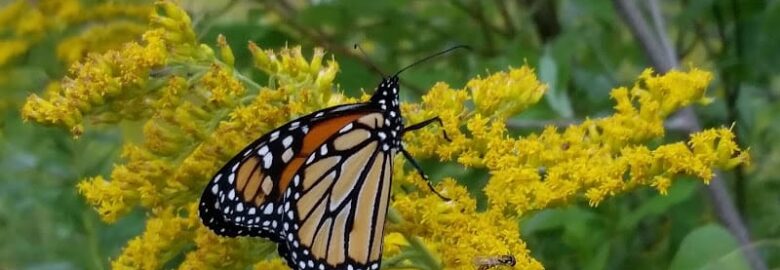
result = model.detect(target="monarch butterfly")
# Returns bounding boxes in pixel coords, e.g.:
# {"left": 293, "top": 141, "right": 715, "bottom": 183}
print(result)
{"left": 473, "top": 255, "right": 516, "bottom": 270}
{"left": 199, "top": 46, "right": 468, "bottom": 270}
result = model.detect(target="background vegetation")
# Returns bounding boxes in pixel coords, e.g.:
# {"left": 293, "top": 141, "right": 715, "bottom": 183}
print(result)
{"left": 0, "top": 0, "right": 777, "bottom": 269}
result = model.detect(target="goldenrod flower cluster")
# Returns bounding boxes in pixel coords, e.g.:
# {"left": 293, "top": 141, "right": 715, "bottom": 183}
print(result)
{"left": 392, "top": 66, "right": 748, "bottom": 269}
{"left": 19, "top": 2, "right": 748, "bottom": 269}
{"left": 0, "top": 0, "right": 150, "bottom": 68}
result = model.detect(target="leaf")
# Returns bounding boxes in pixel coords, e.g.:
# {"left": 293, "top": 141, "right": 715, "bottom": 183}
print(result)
{"left": 619, "top": 180, "right": 698, "bottom": 231}
{"left": 584, "top": 242, "right": 610, "bottom": 270}
{"left": 669, "top": 224, "right": 751, "bottom": 270}
{"left": 539, "top": 46, "right": 573, "bottom": 118}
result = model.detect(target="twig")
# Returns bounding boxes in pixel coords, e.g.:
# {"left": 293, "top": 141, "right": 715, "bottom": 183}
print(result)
{"left": 613, "top": 0, "right": 674, "bottom": 70}
{"left": 193, "top": 0, "right": 241, "bottom": 41}
{"left": 645, "top": 0, "right": 678, "bottom": 67}
{"left": 506, "top": 118, "right": 578, "bottom": 129}
{"left": 611, "top": 1, "right": 767, "bottom": 270}
{"left": 506, "top": 113, "right": 702, "bottom": 134}
{"left": 725, "top": 0, "right": 748, "bottom": 215}
{"left": 259, "top": 1, "right": 428, "bottom": 94}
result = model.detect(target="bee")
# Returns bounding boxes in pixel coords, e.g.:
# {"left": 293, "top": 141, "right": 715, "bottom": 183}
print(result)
{"left": 473, "top": 255, "right": 516, "bottom": 270}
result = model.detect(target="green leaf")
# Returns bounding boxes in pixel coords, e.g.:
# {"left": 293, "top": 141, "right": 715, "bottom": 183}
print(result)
{"left": 539, "top": 46, "right": 573, "bottom": 118}
{"left": 584, "top": 243, "right": 610, "bottom": 270}
{"left": 619, "top": 180, "right": 698, "bottom": 231}
{"left": 670, "top": 224, "right": 751, "bottom": 270}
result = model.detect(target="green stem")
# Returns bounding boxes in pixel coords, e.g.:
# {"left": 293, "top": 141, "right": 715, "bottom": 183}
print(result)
{"left": 403, "top": 234, "right": 443, "bottom": 270}
{"left": 387, "top": 208, "right": 442, "bottom": 270}
{"left": 233, "top": 68, "right": 263, "bottom": 92}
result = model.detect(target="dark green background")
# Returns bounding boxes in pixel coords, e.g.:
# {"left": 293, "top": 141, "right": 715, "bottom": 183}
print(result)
{"left": 1, "top": 0, "right": 778, "bottom": 269}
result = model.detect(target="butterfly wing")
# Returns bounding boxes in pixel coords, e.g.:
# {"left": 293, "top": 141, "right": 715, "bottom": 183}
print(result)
{"left": 198, "top": 103, "right": 375, "bottom": 240}
{"left": 280, "top": 111, "right": 393, "bottom": 270}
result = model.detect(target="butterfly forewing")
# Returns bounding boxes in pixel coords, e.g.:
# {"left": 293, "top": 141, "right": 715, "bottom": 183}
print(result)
{"left": 198, "top": 103, "right": 374, "bottom": 239}
{"left": 200, "top": 76, "right": 408, "bottom": 270}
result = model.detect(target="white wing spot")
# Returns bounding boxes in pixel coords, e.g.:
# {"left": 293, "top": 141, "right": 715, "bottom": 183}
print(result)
{"left": 306, "top": 154, "right": 316, "bottom": 165}
{"left": 257, "top": 145, "right": 269, "bottom": 156}
{"left": 211, "top": 184, "right": 219, "bottom": 194}
{"left": 282, "top": 136, "right": 293, "bottom": 147}
{"left": 270, "top": 131, "right": 280, "bottom": 141}
{"left": 236, "top": 203, "right": 244, "bottom": 212}
{"left": 339, "top": 123, "right": 353, "bottom": 133}
{"left": 228, "top": 173, "right": 235, "bottom": 184}
{"left": 263, "top": 154, "right": 273, "bottom": 169}
{"left": 319, "top": 145, "right": 328, "bottom": 156}
{"left": 282, "top": 148, "right": 294, "bottom": 162}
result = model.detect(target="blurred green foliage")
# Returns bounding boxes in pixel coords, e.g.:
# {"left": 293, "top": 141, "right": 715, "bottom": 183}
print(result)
{"left": 1, "top": 0, "right": 778, "bottom": 269}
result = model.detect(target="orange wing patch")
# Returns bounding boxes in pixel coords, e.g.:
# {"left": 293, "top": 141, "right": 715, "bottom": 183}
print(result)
{"left": 277, "top": 113, "right": 370, "bottom": 194}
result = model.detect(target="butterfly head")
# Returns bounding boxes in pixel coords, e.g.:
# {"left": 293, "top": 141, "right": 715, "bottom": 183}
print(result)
{"left": 370, "top": 76, "right": 403, "bottom": 150}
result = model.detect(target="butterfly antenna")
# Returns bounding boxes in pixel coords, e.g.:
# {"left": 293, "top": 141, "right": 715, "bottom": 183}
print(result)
{"left": 353, "top": 44, "right": 386, "bottom": 78}
{"left": 394, "top": 45, "right": 471, "bottom": 76}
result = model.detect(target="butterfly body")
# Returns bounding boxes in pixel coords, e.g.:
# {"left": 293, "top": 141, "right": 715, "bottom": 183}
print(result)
{"left": 200, "top": 76, "right": 422, "bottom": 270}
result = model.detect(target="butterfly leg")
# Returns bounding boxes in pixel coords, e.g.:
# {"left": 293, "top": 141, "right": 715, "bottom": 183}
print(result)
{"left": 400, "top": 148, "right": 451, "bottom": 201}
{"left": 403, "top": 116, "right": 451, "bottom": 141}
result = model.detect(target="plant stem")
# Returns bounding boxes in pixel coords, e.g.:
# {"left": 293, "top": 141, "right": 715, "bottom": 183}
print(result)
{"left": 612, "top": 1, "right": 766, "bottom": 269}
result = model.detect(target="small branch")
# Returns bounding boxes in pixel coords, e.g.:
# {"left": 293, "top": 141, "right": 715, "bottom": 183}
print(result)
{"left": 612, "top": 1, "right": 767, "bottom": 269}
{"left": 259, "top": 1, "right": 428, "bottom": 94}
{"left": 506, "top": 118, "right": 578, "bottom": 129}
{"left": 506, "top": 113, "right": 702, "bottom": 134}
{"left": 612, "top": 0, "right": 675, "bottom": 71}
{"left": 725, "top": 0, "right": 748, "bottom": 215}
{"left": 645, "top": 0, "right": 678, "bottom": 67}
{"left": 192, "top": 0, "right": 242, "bottom": 41}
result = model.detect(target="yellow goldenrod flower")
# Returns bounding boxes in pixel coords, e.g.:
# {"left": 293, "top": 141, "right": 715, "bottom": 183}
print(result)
{"left": 56, "top": 22, "right": 149, "bottom": 64}
{"left": 0, "top": 0, "right": 151, "bottom": 69}
{"left": 19, "top": 2, "right": 749, "bottom": 269}
{"left": 0, "top": 39, "right": 29, "bottom": 66}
